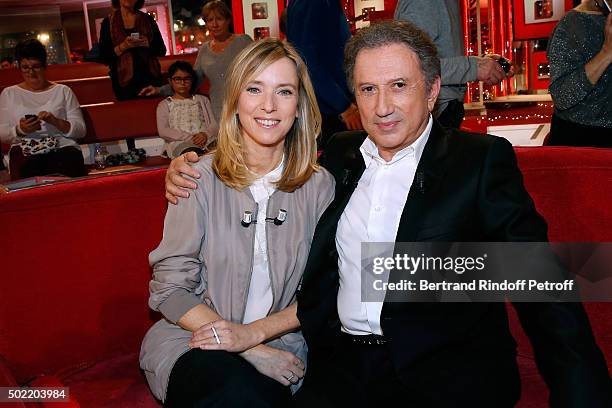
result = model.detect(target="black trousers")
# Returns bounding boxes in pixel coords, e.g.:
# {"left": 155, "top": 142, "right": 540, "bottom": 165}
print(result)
{"left": 9, "top": 145, "right": 86, "bottom": 180}
{"left": 436, "top": 99, "right": 466, "bottom": 129}
{"left": 547, "top": 114, "right": 612, "bottom": 147}
{"left": 297, "top": 336, "right": 520, "bottom": 408}
{"left": 165, "top": 349, "right": 291, "bottom": 408}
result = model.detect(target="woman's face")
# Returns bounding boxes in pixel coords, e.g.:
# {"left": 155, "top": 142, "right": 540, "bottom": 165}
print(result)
{"left": 168, "top": 68, "right": 193, "bottom": 96}
{"left": 19, "top": 58, "right": 47, "bottom": 89}
{"left": 205, "top": 11, "right": 231, "bottom": 38}
{"left": 237, "top": 57, "right": 299, "bottom": 153}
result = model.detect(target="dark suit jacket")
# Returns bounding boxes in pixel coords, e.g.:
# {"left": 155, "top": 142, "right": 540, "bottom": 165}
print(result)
{"left": 297, "top": 121, "right": 611, "bottom": 406}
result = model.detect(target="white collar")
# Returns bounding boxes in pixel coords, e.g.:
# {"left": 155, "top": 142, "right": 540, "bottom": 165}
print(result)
{"left": 359, "top": 114, "right": 432, "bottom": 167}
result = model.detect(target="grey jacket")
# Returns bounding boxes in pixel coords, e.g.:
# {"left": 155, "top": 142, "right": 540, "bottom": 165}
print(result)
{"left": 395, "top": 0, "right": 478, "bottom": 113}
{"left": 139, "top": 155, "right": 335, "bottom": 401}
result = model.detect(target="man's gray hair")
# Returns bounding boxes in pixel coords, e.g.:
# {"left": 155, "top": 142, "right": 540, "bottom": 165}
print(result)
{"left": 344, "top": 20, "right": 441, "bottom": 94}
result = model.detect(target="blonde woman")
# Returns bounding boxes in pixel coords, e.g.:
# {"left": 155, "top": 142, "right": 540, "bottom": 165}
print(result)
{"left": 140, "top": 38, "right": 334, "bottom": 407}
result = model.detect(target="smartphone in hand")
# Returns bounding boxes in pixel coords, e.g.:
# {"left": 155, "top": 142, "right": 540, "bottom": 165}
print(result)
{"left": 130, "top": 32, "right": 140, "bottom": 40}
{"left": 24, "top": 114, "right": 37, "bottom": 120}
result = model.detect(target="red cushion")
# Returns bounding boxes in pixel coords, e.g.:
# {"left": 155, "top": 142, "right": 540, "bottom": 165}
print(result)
{"left": 515, "top": 147, "right": 612, "bottom": 242}
{"left": 62, "top": 353, "right": 159, "bottom": 408}
{"left": 0, "top": 169, "right": 167, "bottom": 383}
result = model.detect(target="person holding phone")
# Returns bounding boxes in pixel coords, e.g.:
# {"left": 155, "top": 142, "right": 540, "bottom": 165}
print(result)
{"left": 99, "top": 0, "right": 166, "bottom": 100}
{"left": 547, "top": 0, "right": 612, "bottom": 146}
{"left": 394, "top": 0, "right": 514, "bottom": 129}
{"left": 0, "top": 39, "right": 86, "bottom": 180}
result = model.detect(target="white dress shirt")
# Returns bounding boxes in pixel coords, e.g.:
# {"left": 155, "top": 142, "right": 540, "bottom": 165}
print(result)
{"left": 336, "top": 115, "right": 432, "bottom": 335}
{"left": 242, "top": 157, "right": 285, "bottom": 324}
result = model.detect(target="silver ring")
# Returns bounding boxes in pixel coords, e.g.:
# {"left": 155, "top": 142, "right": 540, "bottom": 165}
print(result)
{"left": 286, "top": 373, "right": 295, "bottom": 381}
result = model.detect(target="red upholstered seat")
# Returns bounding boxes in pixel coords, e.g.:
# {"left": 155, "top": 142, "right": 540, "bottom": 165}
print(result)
{"left": 511, "top": 147, "right": 612, "bottom": 407}
{"left": 62, "top": 353, "right": 158, "bottom": 408}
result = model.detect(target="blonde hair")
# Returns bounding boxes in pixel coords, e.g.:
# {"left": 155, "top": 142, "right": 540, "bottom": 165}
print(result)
{"left": 212, "top": 38, "right": 322, "bottom": 192}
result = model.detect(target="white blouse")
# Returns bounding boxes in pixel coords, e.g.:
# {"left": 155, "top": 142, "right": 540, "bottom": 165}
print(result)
{"left": 0, "top": 84, "right": 86, "bottom": 148}
{"left": 242, "top": 157, "right": 285, "bottom": 324}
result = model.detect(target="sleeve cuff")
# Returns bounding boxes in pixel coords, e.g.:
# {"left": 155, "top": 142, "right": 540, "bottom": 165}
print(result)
{"left": 467, "top": 56, "right": 479, "bottom": 82}
{"left": 157, "top": 290, "right": 202, "bottom": 324}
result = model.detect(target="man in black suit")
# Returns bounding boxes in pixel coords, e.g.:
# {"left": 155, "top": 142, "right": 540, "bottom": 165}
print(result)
{"left": 163, "top": 20, "right": 610, "bottom": 407}
{"left": 295, "top": 21, "right": 610, "bottom": 407}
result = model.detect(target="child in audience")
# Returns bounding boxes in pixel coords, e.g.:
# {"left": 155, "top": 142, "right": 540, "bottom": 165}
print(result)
{"left": 156, "top": 61, "right": 217, "bottom": 159}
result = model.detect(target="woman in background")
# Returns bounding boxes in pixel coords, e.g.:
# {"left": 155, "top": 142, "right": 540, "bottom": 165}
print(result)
{"left": 99, "top": 0, "right": 166, "bottom": 100}
{"left": 547, "top": 0, "right": 612, "bottom": 146}
{"left": 140, "top": 38, "right": 334, "bottom": 407}
{"left": 142, "top": 0, "right": 251, "bottom": 121}
{"left": 0, "top": 39, "right": 86, "bottom": 180}
{"left": 156, "top": 60, "right": 218, "bottom": 158}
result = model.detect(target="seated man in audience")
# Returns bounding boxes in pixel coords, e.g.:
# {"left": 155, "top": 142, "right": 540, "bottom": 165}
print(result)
{"left": 163, "top": 21, "right": 611, "bottom": 407}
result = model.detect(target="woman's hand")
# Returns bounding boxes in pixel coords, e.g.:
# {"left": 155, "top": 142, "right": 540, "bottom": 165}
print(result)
{"left": 240, "top": 344, "right": 305, "bottom": 386}
{"left": 123, "top": 36, "right": 148, "bottom": 50}
{"left": 190, "top": 319, "right": 263, "bottom": 352}
{"left": 38, "top": 111, "right": 70, "bottom": 133}
{"left": 115, "top": 37, "right": 149, "bottom": 56}
{"left": 192, "top": 132, "right": 208, "bottom": 148}
{"left": 138, "top": 85, "right": 160, "bottom": 97}
{"left": 18, "top": 116, "right": 41, "bottom": 134}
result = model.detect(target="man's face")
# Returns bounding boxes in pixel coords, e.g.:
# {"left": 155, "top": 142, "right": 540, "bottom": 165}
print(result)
{"left": 353, "top": 43, "right": 440, "bottom": 161}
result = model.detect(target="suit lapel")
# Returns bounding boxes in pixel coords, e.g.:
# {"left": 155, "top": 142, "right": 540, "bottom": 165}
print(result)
{"left": 383, "top": 121, "right": 451, "bottom": 312}
{"left": 394, "top": 120, "right": 450, "bottom": 242}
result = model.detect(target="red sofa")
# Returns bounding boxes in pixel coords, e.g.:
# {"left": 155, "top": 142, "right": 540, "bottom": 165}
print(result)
{"left": 0, "top": 147, "right": 610, "bottom": 407}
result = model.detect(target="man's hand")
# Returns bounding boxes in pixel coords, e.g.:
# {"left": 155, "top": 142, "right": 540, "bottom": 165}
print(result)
{"left": 340, "top": 103, "right": 363, "bottom": 130}
{"left": 241, "top": 345, "right": 305, "bottom": 386}
{"left": 476, "top": 55, "right": 509, "bottom": 85}
{"left": 18, "top": 116, "right": 41, "bottom": 134}
{"left": 190, "top": 319, "right": 263, "bottom": 352}
{"left": 192, "top": 132, "right": 208, "bottom": 148}
{"left": 165, "top": 151, "right": 201, "bottom": 204}
{"left": 139, "top": 85, "right": 160, "bottom": 97}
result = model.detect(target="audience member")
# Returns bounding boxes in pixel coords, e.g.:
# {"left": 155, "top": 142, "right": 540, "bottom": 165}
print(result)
{"left": 140, "top": 39, "right": 334, "bottom": 407}
{"left": 0, "top": 57, "right": 13, "bottom": 69}
{"left": 547, "top": 0, "right": 612, "bottom": 147}
{"left": 156, "top": 61, "right": 218, "bottom": 159}
{"left": 395, "top": 0, "right": 512, "bottom": 128}
{"left": 0, "top": 39, "right": 86, "bottom": 180}
{"left": 164, "top": 21, "right": 612, "bottom": 408}
{"left": 142, "top": 0, "right": 251, "bottom": 122}
{"left": 286, "top": 0, "right": 362, "bottom": 147}
{"left": 99, "top": 0, "right": 166, "bottom": 100}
